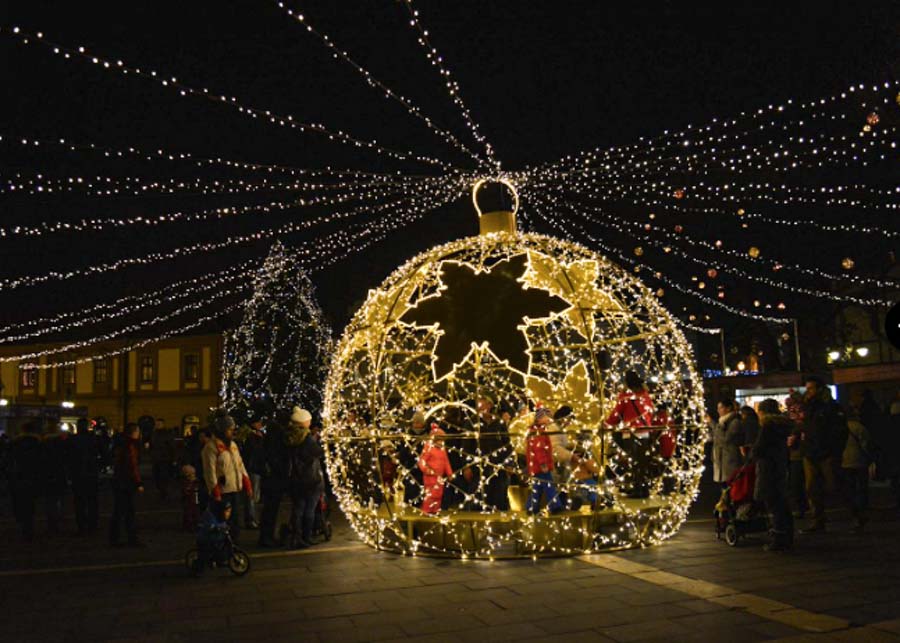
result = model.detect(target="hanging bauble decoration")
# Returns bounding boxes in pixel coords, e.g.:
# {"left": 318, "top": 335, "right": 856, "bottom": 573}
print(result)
{"left": 323, "top": 180, "right": 706, "bottom": 559}
{"left": 736, "top": 208, "right": 745, "bottom": 216}
{"left": 673, "top": 189, "right": 685, "bottom": 199}
{"left": 841, "top": 257, "right": 855, "bottom": 270}
{"left": 866, "top": 112, "right": 880, "bottom": 126}
{"left": 633, "top": 246, "right": 644, "bottom": 256}
{"left": 707, "top": 268, "right": 718, "bottom": 279}
{"left": 748, "top": 246, "right": 761, "bottom": 258}
{"left": 674, "top": 225, "right": 683, "bottom": 233}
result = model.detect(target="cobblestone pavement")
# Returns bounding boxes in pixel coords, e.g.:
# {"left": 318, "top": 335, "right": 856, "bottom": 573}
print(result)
{"left": 1, "top": 475, "right": 898, "bottom": 643}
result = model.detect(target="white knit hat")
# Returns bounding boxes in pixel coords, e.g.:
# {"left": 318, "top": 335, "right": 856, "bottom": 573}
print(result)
{"left": 291, "top": 407, "right": 312, "bottom": 424}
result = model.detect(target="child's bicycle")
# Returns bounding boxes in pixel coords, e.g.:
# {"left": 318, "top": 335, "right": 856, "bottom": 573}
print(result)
{"left": 185, "top": 525, "right": 251, "bottom": 577}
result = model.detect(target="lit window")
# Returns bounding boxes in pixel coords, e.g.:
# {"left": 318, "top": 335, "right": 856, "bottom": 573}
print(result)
{"left": 21, "top": 367, "right": 37, "bottom": 389}
{"left": 62, "top": 365, "right": 76, "bottom": 386}
{"left": 94, "top": 359, "right": 108, "bottom": 384}
{"left": 183, "top": 353, "right": 200, "bottom": 383}
{"left": 140, "top": 356, "right": 155, "bottom": 383}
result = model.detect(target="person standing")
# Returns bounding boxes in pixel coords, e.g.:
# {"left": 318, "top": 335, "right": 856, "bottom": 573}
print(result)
{"left": 477, "top": 396, "right": 513, "bottom": 511}
{"left": 842, "top": 407, "right": 872, "bottom": 533}
{"left": 285, "top": 408, "right": 325, "bottom": 547}
{"left": 241, "top": 416, "right": 265, "bottom": 529}
{"left": 605, "top": 371, "right": 656, "bottom": 498}
{"left": 739, "top": 406, "right": 760, "bottom": 463}
{"left": 784, "top": 391, "right": 808, "bottom": 518}
{"left": 792, "top": 376, "right": 847, "bottom": 533}
{"left": 149, "top": 418, "right": 175, "bottom": 501}
{"left": 42, "top": 425, "right": 69, "bottom": 535}
{"left": 258, "top": 411, "right": 290, "bottom": 547}
{"left": 397, "top": 411, "right": 429, "bottom": 508}
{"left": 109, "top": 423, "right": 144, "bottom": 547}
{"left": 711, "top": 399, "right": 743, "bottom": 485}
{"left": 751, "top": 399, "right": 794, "bottom": 551}
{"left": 418, "top": 425, "right": 453, "bottom": 515}
{"left": 202, "top": 412, "right": 251, "bottom": 544}
{"left": 526, "top": 408, "right": 562, "bottom": 513}
{"left": 68, "top": 418, "right": 101, "bottom": 535}
{"left": 7, "top": 421, "right": 43, "bottom": 542}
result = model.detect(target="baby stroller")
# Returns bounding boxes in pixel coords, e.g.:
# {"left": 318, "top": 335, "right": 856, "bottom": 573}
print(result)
{"left": 714, "top": 463, "right": 769, "bottom": 546}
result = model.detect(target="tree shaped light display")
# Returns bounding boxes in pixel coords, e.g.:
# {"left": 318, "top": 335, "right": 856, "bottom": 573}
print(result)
{"left": 323, "top": 186, "right": 706, "bottom": 558}
{"left": 222, "top": 241, "right": 332, "bottom": 418}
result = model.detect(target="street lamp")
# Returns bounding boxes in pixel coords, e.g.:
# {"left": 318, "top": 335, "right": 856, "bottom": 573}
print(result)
{"left": 0, "top": 398, "right": 8, "bottom": 407}
{"left": 855, "top": 347, "right": 870, "bottom": 358}
{"left": 827, "top": 350, "right": 841, "bottom": 362}
{"left": 61, "top": 400, "right": 75, "bottom": 409}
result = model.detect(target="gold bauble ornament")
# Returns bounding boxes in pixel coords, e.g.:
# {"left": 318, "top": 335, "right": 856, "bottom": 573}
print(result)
{"left": 633, "top": 246, "right": 644, "bottom": 256}
{"left": 748, "top": 246, "right": 761, "bottom": 258}
{"left": 841, "top": 257, "right": 855, "bottom": 270}
{"left": 323, "top": 182, "right": 706, "bottom": 559}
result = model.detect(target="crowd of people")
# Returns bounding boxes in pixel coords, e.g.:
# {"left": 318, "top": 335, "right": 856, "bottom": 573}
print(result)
{"left": 1, "top": 406, "right": 329, "bottom": 552}
{"left": 709, "top": 377, "right": 900, "bottom": 551}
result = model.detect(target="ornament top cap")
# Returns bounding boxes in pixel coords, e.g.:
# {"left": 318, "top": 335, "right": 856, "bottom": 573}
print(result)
{"left": 472, "top": 177, "right": 518, "bottom": 236}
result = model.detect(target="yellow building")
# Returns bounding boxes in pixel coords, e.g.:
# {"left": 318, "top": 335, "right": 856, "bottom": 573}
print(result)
{"left": 0, "top": 333, "right": 224, "bottom": 432}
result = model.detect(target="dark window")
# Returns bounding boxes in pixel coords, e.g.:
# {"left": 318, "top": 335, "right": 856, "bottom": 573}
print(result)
{"left": 62, "top": 365, "right": 76, "bottom": 386}
{"left": 21, "top": 367, "right": 37, "bottom": 389}
{"left": 140, "top": 356, "right": 155, "bottom": 383}
{"left": 94, "top": 359, "right": 108, "bottom": 384}
{"left": 183, "top": 353, "right": 200, "bottom": 383}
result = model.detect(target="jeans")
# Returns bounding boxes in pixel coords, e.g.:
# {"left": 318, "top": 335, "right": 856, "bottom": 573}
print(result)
{"left": 803, "top": 457, "right": 836, "bottom": 526}
{"left": 842, "top": 466, "right": 869, "bottom": 523}
{"left": 109, "top": 482, "right": 137, "bottom": 544}
{"left": 72, "top": 477, "right": 99, "bottom": 533}
{"left": 527, "top": 472, "right": 562, "bottom": 514}
{"left": 259, "top": 480, "right": 285, "bottom": 545}
{"left": 290, "top": 491, "right": 319, "bottom": 544}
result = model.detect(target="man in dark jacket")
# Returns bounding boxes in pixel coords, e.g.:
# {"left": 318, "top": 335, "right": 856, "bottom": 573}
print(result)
{"left": 42, "top": 426, "right": 69, "bottom": 535}
{"left": 149, "top": 418, "right": 175, "bottom": 501}
{"left": 7, "top": 422, "right": 43, "bottom": 541}
{"left": 751, "top": 399, "right": 793, "bottom": 551}
{"left": 68, "top": 418, "right": 102, "bottom": 534}
{"left": 258, "top": 412, "right": 290, "bottom": 547}
{"left": 792, "top": 376, "right": 847, "bottom": 533}
{"left": 477, "top": 396, "right": 513, "bottom": 511}
{"left": 241, "top": 417, "right": 265, "bottom": 529}
{"left": 285, "top": 408, "right": 324, "bottom": 548}
{"left": 109, "top": 424, "right": 145, "bottom": 546}
{"left": 397, "top": 411, "right": 429, "bottom": 508}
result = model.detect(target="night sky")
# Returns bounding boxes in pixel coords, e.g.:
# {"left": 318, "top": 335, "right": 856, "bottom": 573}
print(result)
{"left": 2, "top": 1, "right": 898, "bottom": 366}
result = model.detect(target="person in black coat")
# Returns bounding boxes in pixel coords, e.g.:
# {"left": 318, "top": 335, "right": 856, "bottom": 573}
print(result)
{"left": 396, "top": 411, "right": 429, "bottom": 508}
{"left": 285, "top": 408, "right": 324, "bottom": 548}
{"left": 7, "top": 422, "right": 43, "bottom": 541}
{"left": 750, "top": 399, "right": 794, "bottom": 551}
{"left": 477, "top": 396, "right": 513, "bottom": 511}
{"left": 258, "top": 412, "right": 291, "bottom": 547}
{"left": 68, "top": 418, "right": 102, "bottom": 534}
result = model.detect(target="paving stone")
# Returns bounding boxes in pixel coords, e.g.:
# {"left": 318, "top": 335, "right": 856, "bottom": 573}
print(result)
{"left": 598, "top": 617, "right": 692, "bottom": 642}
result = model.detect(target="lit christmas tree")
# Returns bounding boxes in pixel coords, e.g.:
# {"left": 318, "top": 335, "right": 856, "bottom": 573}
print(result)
{"left": 222, "top": 241, "right": 332, "bottom": 420}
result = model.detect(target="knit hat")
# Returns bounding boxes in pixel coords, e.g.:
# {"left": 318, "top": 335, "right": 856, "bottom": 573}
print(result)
{"left": 181, "top": 464, "right": 196, "bottom": 479}
{"left": 535, "top": 408, "right": 552, "bottom": 421}
{"left": 291, "top": 407, "right": 312, "bottom": 424}
{"left": 411, "top": 411, "right": 426, "bottom": 425}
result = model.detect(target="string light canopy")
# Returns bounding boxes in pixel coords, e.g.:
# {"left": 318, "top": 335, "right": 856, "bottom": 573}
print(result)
{"left": 323, "top": 180, "right": 706, "bottom": 558}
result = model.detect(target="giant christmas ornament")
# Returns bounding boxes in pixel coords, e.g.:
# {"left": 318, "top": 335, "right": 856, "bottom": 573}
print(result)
{"left": 323, "top": 181, "right": 706, "bottom": 558}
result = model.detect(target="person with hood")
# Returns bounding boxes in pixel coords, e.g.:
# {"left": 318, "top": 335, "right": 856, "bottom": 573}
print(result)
{"left": 418, "top": 424, "right": 453, "bottom": 515}
{"left": 68, "top": 417, "right": 102, "bottom": 535}
{"left": 109, "top": 423, "right": 144, "bottom": 546}
{"left": 201, "top": 411, "right": 251, "bottom": 543}
{"left": 7, "top": 421, "right": 43, "bottom": 541}
{"left": 711, "top": 399, "right": 743, "bottom": 485}
{"left": 149, "top": 418, "right": 175, "bottom": 501}
{"left": 285, "top": 407, "right": 325, "bottom": 547}
{"left": 605, "top": 371, "right": 656, "bottom": 498}
{"left": 258, "top": 410, "right": 291, "bottom": 547}
{"left": 791, "top": 376, "right": 847, "bottom": 533}
{"left": 751, "top": 399, "right": 794, "bottom": 551}
{"left": 397, "top": 411, "right": 429, "bottom": 507}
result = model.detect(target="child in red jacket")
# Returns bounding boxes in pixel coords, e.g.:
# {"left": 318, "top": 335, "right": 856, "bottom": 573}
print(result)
{"left": 417, "top": 425, "right": 453, "bottom": 514}
{"left": 526, "top": 408, "right": 563, "bottom": 514}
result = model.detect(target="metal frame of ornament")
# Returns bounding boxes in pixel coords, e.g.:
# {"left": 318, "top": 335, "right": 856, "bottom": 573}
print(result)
{"left": 323, "top": 228, "right": 707, "bottom": 559}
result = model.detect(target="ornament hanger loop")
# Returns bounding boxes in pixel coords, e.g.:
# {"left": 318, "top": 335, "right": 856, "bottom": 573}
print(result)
{"left": 472, "top": 177, "right": 519, "bottom": 217}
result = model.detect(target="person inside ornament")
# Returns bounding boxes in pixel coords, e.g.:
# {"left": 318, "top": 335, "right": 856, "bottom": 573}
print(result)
{"left": 397, "top": 411, "right": 429, "bottom": 509}
{"left": 526, "top": 408, "right": 564, "bottom": 514}
{"left": 476, "top": 395, "right": 513, "bottom": 512}
{"left": 417, "top": 424, "right": 453, "bottom": 515}
{"left": 605, "top": 371, "right": 656, "bottom": 499}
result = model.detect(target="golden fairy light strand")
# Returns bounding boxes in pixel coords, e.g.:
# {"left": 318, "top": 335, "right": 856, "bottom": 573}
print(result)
{"left": 272, "top": 3, "right": 488, "bottom": 168}
{"left": 399, "top": 0, "right": 498, "bottom": 168}
{"left": 0, "top": 133, "right": 446, "bottom": 180}
{"left": 0, "top": 180, "right": 457, "bottom": 291}
{"left": 560, "top": 199, "right": 895, "bottom": 305}
{"left": 525, "top": 191, "right": 790, "bottom": 323}
{"left": 2, "top": 26, "right": 457, "bottom": 170}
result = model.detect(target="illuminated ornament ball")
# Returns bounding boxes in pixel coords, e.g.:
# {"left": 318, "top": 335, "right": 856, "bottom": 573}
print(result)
{"left": 323, "top": 182, "right": 706, "bottom": 558}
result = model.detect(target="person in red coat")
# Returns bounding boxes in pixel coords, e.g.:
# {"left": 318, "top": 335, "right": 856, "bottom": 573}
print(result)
{"left": 605, "top": 371, "right": 656, "bottom": 498}
{"left": 418, "top": 425, "right": 453, "bottom": 514}
{"left": 109, "top": 423, "right": 145, "bottom": 546}
{"left": 526, "top": 408, "right": 563, "bottom": 513}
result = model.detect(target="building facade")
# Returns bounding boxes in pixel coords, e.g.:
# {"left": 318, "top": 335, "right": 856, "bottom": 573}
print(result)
{"left": 0, "top": 333, "right": 224, "bottom": 433}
